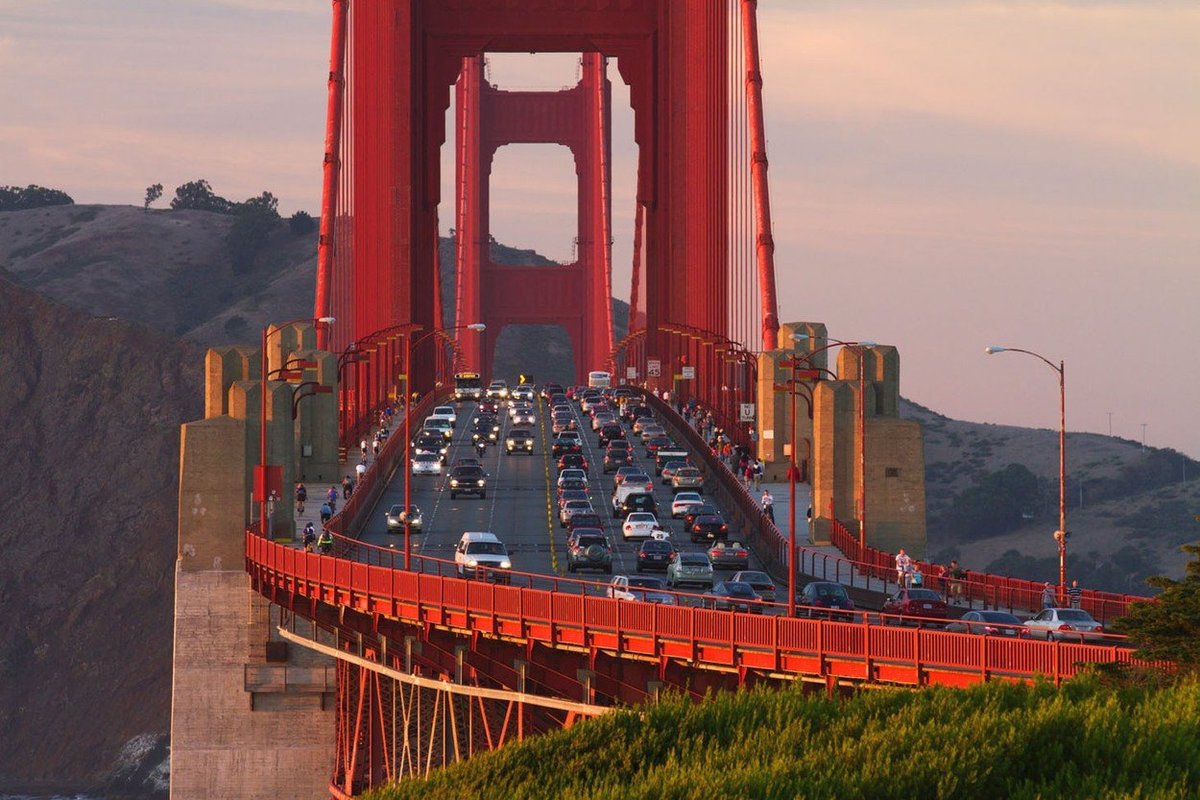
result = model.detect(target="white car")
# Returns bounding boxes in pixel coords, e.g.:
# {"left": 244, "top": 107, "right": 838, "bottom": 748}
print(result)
{"left": 429, "top": 405, "right": 457, "bottom": 428}
{"left": 560, "top": 499, "right": 594, "bottom": 528}
{"left": 512, "top": 385, "right": 536, "bottom": 402}
{"left": 454, "top": 532, "right": 512, "bottom": 580}
{"left": 671, "top": 492, "right": 703, "bottom": 518}
{"left": 557, "top": 468, "right": 588, "bottom": 487}
{"left": 486, "top": 380, "right": 509, "bottom": 400}
{"left": 1023, "top": 608, "right": 1106, "bottom": 641}
{"left": 411, "top": 453, "right": 443, "bottom": 475}
{"left": 606, "top": 575, "right": 676, "bottom": 605}
{"left": 622, "top": 512, "right": 660, "bottom": 540}
{"left": 423, "top": 418, "right": 453, "bottom": 440}
{"left": 512, "top": 407, "right": 536, "bottom": 426}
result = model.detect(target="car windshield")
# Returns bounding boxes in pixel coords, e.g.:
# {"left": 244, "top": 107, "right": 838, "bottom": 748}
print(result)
{"left": 680, "top": 555, "right": 709, "bottom": 566}
{"left": 566, "top": 500, "right": 592, "bottom": 510}
{"left": 1057, "top": 610, "right": 1096, "bottom": 622}
{"left": 628, "top": 513, "right": 656, "bottom": 523}
{"left": 454, "top": 467, "right": 484, "bottom": 477}
{"left": 978, "top": 612, "right": 1021, "bottom": 623}
{"left": 738, "top": 572, "right": 770, "bottom": 585}
{"left": 628, "top": 577, "right": 666, "bottom": 589}
{"left": 434, "top": 407, "right": 453, "bottom": 414}
{"left": 466, "top": 542, "right": 506, "bottom": 555}
{"left": 675, "top": 493, "right": 701, "bottom": 503}
{"left": 815, "top": 585, "right": 847, "bottom": 599}
{"left": 576, "top": 537, "right": 606, "bottom": 548}
{"left": 677, "top": 468, "right": 700, "bottom": 477}
{"left": 414, "top": 454, "right": 438, "bottom": 462}
{"left": 724, "top": 583, "right": 756, "bottom": 598}
{"left": 510, "top": 430, "right": 531, "bottom": 437}
{"left": 642, "top": 541, "right": 672, "bottom": 553}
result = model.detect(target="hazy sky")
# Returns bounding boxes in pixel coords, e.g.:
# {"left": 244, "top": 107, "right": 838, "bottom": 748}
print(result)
{"left": 3, "top": 1, "right": 1197, "bottom": 457}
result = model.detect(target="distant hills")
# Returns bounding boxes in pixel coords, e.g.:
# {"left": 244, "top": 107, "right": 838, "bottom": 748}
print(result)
{"left": 0, "top": 200, "right": 1197, "bottom": 791}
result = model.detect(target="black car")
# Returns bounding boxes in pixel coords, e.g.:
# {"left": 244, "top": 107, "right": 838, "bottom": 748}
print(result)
{"left": 944, "top": 610, "right": 1026, "bottom": 637}
{"left": 567, "top": 533, "right": 613, "bottom": 574}
{"left": 567, "top": 514, "right": 603, "bottom": 532}
{"left": 557, "top": 453, "right": 589, "bottom": 472}
{"left": 616, "top": 492, "right": 658, "bottom": 519}
{"left": 689, "top": 514, "right": 728, "bottom": 543}
{"left": 625, "top": 405, "right": 652, "bottom": 424}
{"left": 798, "top": 581, "right": 856, "bottom": 619}
{"left": 682, "top": 503, "right": 720, "bottom": 530}
{"left": 413, "top": 433, "right": 448, "bottom": 458}
{"left": 471, "top": 414, "right": 500, "bottom": 443}
{"left": 636, "top": 539, "right": 676, "bottom": 573}
{"left": 552, "top": 435, "right": 583, "bottom": 458}
{"left": 704, "top": 581, "right": 763, "bottom": 614}
{"left": 505, "top": 428, "right": 535, "bottom": 455}
{"left": 598, "top": 423, "right": 626, "bottom": 447}
{"left": 448, "top": 465, "right": 487, "bottom": 499}
{"left": 602, "top": 447, "right": 633, "bottom": 473}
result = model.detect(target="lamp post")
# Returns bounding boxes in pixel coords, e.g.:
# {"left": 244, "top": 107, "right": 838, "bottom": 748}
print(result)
{"left": 403, "top": 322, "right": 486, "bottom": 568}
{"left": 259, "top": 316, "right": 335, "bottom": 538}
{"left": 771, "top": 368, "right": 815, "bottom": 617}
{"left": 986, "top": 345, "right": 1067, "bottom": 596}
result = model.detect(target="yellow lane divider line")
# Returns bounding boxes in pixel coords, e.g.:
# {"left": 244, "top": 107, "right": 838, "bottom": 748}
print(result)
{"left": 537, "top": 394, "right": 561, "bottom": 574}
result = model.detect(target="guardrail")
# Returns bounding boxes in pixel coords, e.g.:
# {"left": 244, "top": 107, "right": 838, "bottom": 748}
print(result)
{"left": 638, "top": 391, "right": 1150, "bottom": 624}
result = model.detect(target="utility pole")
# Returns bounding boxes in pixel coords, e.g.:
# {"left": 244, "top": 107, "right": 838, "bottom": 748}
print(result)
{"left": 1107, "top": 412, "right": 1112, "bottom": 436}
{"left": 1141, "top": 423, "right": 1147, "bottom": 450}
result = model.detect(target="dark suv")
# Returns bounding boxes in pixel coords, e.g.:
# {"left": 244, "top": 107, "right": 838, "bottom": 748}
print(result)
{"left": 602, "top": 447, "right": 632, "bottom": 473}
{"left": 616, "top": 492, "right": 658, "bottom": 519}
{"left": 506, "top": 428, "right": 535, "bottom": 455}
{"left": 448, "top": 465, "right": 487, "bottom": 499}
{"left": 598, "top": 422, "right": 625, "bottom": 447}
{"left": 552, "top": 433, "right": 583, "bottom": 458}
{"left": 567, "top": 532, "right": 613, "bottom": 574}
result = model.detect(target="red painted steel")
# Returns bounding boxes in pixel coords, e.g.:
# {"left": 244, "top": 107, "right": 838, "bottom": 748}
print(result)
{"left": 314, "top": 0, "right": 348, "bottom": 351}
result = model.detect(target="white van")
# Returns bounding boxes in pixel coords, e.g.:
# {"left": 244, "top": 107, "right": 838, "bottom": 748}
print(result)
{"left": 454, "top": 532, "right": 512, "bottom": 581}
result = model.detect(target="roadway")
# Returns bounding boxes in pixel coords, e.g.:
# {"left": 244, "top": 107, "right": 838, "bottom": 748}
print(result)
{"left": 354, "top": 395, "right": 770, "bottom": 601}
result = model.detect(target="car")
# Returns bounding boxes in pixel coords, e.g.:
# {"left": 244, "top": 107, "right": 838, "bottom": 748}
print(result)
{"left": 607, "top": 575, "right": 676, "bottom": 605}
{"left": 670, "top": 467, "right": 704, "bottom": 493}
{"left": 731, "top": 570, "right": 777, "bottom": 603}
{"left": 606, "top": 438, "right": 632, "bottom": 452}
{"left": 689, "top": 514, "right": 728, "bottom": 543}
{"left": 590, "top": 412, "right": 615, "bottom": 431}
{"left": 707, "top": 541, "right": 749, "bottom": 570}
{"left": 626, "top": 405, "right": 652, "bottom": 425}
{"left": 556, "top": 477, "right": 589, "bottom": 497}
{"left": 798, "top": 581, "right": 856, "bottom": 619}
{"left": 510, "top": 406, "right": 536, "bottom": 426}
{"left": 558, "top": 488, "right": 590, "bottom": 508}
{"left": 654, "top": 449, "right": 690, "bottom": 476}
{"left": 598, "top": 423, "right": 626, "bottom": 447}
{"left": 452, "top": 457, "right": 483, "bottom": 469}
{"left": 470, "top": 416, "right": 500, "bottom": 443}
{"left": 671, "top": 492, "right": 703, "bottom": 518}
{"left": 602, "top": 447, "right": 632, "bottom": 473}
{"left": 454, "top": 532, "right": 512, "bottom": 580}
{"left": 552, "top": 416, "right": 576, "bottom": 434}
{"left": 638, "top": 423, "right": 665, "bottom": 442}
{"left": 428, "top": 405, "right": 457, "bottom": 428}
{"left": 622, "top": 512, "right": 660, "bottom": 540}
{"left": 945, "top": 610, "right": 1028, "bottom": 637}
{"left": 613, "top": 467, "right": 651, "bottom": 490}
{"left": 552, "top": 434, "right": 583, "bottom": 458}
{"left": 881, "top": 588, "right": 949, "bottom": 622}
{"left": 667, "top": 552, "right": 715, "bottom": 589}
{"left": 422, "top": 418, "right": 454, "bottom": 440}
{"left": 645, "top": 435, "right": 674, "bottom": 456}
{"left": 486, "top": 380, "right": 509, "bottom": 400}
{"left": 659, "top": 461, "right": 688, "bottom": 484}
{"left": 413, "top": 432, "right": 449, "bottom": 455}
{"left": 567, "top": 532, "right": 613, "bottom": 573}
{"left": 638, "top": 534, "right": 676, "bottom": 573}
{"left": 410, "top": 453, "right": 443, "bottom": 475}
{"left": 704, "top": 581, "right": 763, "bottom": 613}
{"left": 636, "top": 538, "right": 677, "bottom": 572}
{"left": 557, "top": 468, "right": 588, "bottom": 487}
{"left": 1023, "top": 608, "right": 1106, "bottom": 642}
{"left": 448, "top": 465, "right": 487, "bottom": 499}
{"left": 505, "top": 429, "right": 535, "bottom": 455}
{"left": 385, "top": 504, "right": 422, "bottom": 532}
{"left": 616, "top": 492, "right": 658, "bottom": 519}
{"left": 541, "top": 383, "right": 564, "bottom": 400}
{"left": 567, "top": 513, "right": 603, "bottom": 533}
{"left": 612, "top": 482, "right": 651, "bottom": 512}
{"left": 579, "top": 393, "right": 603, "bottom": 413}
{"left": 633, "top": 417, "right": 660, "bottom": 435}
{"left": 512, "top": 384, "right": 536, "bottom": 402}
{"left": 477, "top": 399, "right": 499, "bottom": 415}
{"left": 560, "top": 499, "right": 595, "bottom": 528}
{"left": 683, "top": 503, "right": 720, "bottom": 530}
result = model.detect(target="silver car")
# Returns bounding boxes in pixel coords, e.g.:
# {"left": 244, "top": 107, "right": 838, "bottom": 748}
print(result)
{"left": 667, "top": 552, "right": 714, "bottom": 589}
{"left": 671, "top": 467, "right": 704, "bottom": 493}
{"left": 385, "top": 504, "right": 422, "bottom": 532}
{"left": 607, "top": 575, "right": 677, "bottom": 605}
{"left": 1024, "top": 608, "right": 1106, "bottom": 641}
{"left": 411, "top": 453, "right": 443, "bottom": 475}
{"left": 731, "top": 570, "right": 777, "bottom": 603}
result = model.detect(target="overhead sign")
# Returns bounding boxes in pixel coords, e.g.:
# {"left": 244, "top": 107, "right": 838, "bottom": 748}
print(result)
{"left": 626, "top": 366, "right": 639, "bottom": 380}
{"left": 739, "top": 403, "right": 756, "bottom": 422}
{"left": 681, "top": 366, "right": 695, "bottom": 380}
{"left": 647, "top": 359, "right": 661, "bottom": 377}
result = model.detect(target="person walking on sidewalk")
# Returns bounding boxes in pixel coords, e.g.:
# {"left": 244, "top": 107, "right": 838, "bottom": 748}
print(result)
{"left": 895, "top": 549, "right": 912, "bottom": 587}
{"left": 302, "top": 522, "right": 316, "bottom": 552}
{"left": 1067, "top": 579, "right": 1083, "bottom": 608}
{"left": 752, "top": 459, "right": 763, "bottom": 491}
{"left": 761, "top": 489, "right": 774, "bottom": 523}
{"left": 1041, "top": 582, "right": 1056, "bottom": 609}
{"left": 295, "top": 482, "right": 307, "bottom": 514}
{"left": 326, "top": 485, "right": 338, "bottom": 512}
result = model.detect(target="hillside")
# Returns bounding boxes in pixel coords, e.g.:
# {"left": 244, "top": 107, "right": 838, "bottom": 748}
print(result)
{"left": 0, "top": 276, "right": 202, "bottom": 794}
{"left": 366, "top": 677, "right": 1200, "bottom": 800}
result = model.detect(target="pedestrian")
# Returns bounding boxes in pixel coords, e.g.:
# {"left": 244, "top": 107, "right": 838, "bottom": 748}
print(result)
{"left": 895, "top": 549, "right": 912, "bottom": 587}
{"left": 752, "top": 459, "right": 763, "bottom": 491}
{"left": 341, "top": 475, "right": 352, "bottom": 499}
{"left": 295, "top": 482, "right": 307, "bottom": 514}
{"left": 372, "top": 439, "right": 380, "bottom": 457}
{"left": 360, "top": 438, "right": 369, "bottom": 459}
{"left": 302, "top": 522, "right": 316, "bottom": 552}
{"left": 1067, "top": 579, "right": 1083, "bottom": 608}
{"left": 319, "top": 502, "right": 332, "bottom": 525}
{"left": 326, "top": 485, "right": 338, "bottom": 512}
{"left": 355, "top": 460, "right": 367, "bottom": 480}
{"left": 1041, "top": 582, "right": 1055, "bottom": 609}
{"left": 910, "top": 566, "right": 923, "bottom": 588}
{"left": 946, "top": 560, "right": 965, "bottom": 603}
{"left": 761, "top": 489, "right": 774, "bottom": 523}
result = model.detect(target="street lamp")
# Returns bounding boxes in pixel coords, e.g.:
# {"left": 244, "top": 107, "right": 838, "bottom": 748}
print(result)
{"left": 771, "top": 368, "right": 815, "bottom": 617}
{"left": 258, "top": 316, "right": 335, "bottom": 538}
{"left": 402, "top": 322, "right": 486, "bottom": 568}
{"left": 986, "top": 345, "right": 1067, "bottom": 597}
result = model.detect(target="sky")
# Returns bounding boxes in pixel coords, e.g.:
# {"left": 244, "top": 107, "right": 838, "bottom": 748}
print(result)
{"left": 2, "top": 1, "right": 1197, "bottom": 457}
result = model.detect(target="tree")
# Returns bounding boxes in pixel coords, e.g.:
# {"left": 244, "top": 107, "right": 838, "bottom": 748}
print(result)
{"left": 240, "top": 190, "right": 279, "bottom": 215}
{"left": 170, "top": 179, "right": 233, "bottom": 213}
{"left": 143, "top": 183, "right": 163, "bottom": 210}
{"left": 288, "top": 210, "right": 317, "bottom": 235}
{"left": 0, "top": 185, "right": 74, "bottom": 211}
{"left": 943, "top": 463, "right": 1042, "bottom": 540}
{"left": 1112, "top": 544, "right": 1200, "bottom": 668}
{"left": 226, "top": 202, "right": 280, "bottom": 273}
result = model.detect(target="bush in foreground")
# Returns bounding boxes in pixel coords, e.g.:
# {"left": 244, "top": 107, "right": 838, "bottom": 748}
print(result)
{"left": 367, "top": 677, "right": 1200, "bottom": 800}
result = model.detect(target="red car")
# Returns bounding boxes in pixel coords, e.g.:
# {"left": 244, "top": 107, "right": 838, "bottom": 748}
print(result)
{"left": 557, "top": 454, "right": 589, "bottom": 473}
{"left": 881, "top": 588, "right": 949, "bottom": 622}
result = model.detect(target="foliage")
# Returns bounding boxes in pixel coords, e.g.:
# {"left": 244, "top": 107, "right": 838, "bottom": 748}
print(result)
{"left": 984, "top": 544, "right": 1161, "bottom": 595}
{"left": 365, "top": 678, "right": 1200, "bottom": 800}
{"left": 169, "top": 179, "right": 233, "bottom": 213}
{"left": 226, "top": 200, "right": 280, "bottom": 274}
{"left": 288, "top": 210, "right": 317, "bottom": 235}
{"left": 0, "top": 184, "right": 74, "bottom": 211}
{"left": 1113, "top": 544, "right": 1200, "bottom": 667}
{"left": 943, "top": 463, "right": 1042, "bottom": 540}
{"left": 143, "top": 182, "right": 163, "bottom": 210}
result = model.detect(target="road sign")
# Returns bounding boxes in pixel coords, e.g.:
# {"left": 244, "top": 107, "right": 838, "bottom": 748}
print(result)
{"left": 647, "top": 359, "right": 661, "bottom": 377}
{"left": 740, "top": 403, "right": 755, "bottom": 422}
{"left": 626, "top": 366, "right": 638, "bottom": 380}
{"left": 762, "top": 429, "right": 774, "bottom": 440}
{"left": 681, "top": 366, "right": 695, "bottom": 380}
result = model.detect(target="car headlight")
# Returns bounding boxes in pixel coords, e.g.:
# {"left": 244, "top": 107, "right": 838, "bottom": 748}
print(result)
{"left": 506, "top": 439, "right": 514, "bottom": 446}
{"left": 467, "top": 558, "right": 478, "bottom": 567}
{"left": 500, "top": 560, "right": 512, "bottom": 569}
{"left": 450, "top": 479, "right": 459, "bottom": 486}
{"left": 477, "top": 479, "right": 485, "bottom": 486}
